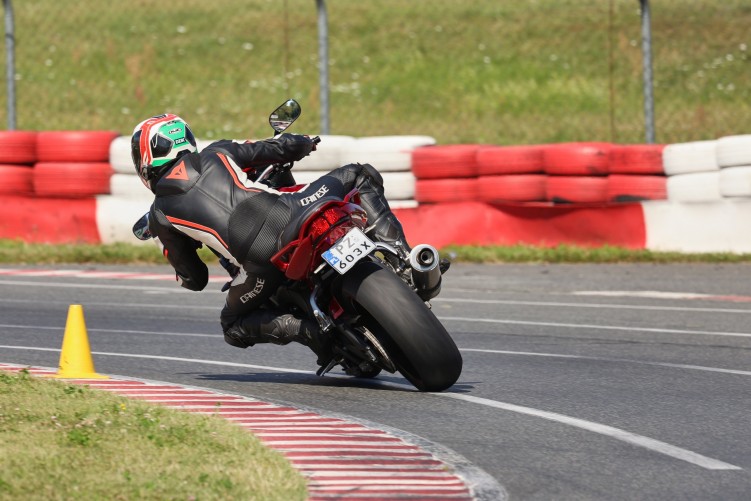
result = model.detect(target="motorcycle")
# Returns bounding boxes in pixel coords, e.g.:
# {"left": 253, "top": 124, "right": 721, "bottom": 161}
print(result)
{"left": 135, "top": 99, "right": 462, "bottom": 392}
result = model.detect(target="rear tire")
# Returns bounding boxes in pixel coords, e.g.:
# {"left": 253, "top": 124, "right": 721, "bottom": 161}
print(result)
{"left": 334, "top": 261, "right": 462, "bottom": 392}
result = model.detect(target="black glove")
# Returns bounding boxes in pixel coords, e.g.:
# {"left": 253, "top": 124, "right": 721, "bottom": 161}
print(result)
{"left": 218, "top": 256, "right": 241, "bottom": 292}
{"left": 278, "top": 133, "right": 315, "bottom": 161}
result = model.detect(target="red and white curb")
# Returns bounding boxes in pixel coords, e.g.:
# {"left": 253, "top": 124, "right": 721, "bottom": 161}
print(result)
{"left": 1, "top": 363, "right": 502, "bottom": 501}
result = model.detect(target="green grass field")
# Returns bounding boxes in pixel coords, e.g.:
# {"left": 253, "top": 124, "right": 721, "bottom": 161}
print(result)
{"left": 0, "top": 369, "right": 307, "bottom": 501}
{"left": 2, "top": 0, "right": 750, "bottom": 144}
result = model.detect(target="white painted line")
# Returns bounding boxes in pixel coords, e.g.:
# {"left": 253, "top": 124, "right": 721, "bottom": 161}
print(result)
{"left": 2, "top": 348, "right": 742, "bottom": 470}
{"left": 439, "top": 392, "right": 741, "bottom": 470}
{"left": 437, "top": 316, "right": 751, "bottom": 339}
{"left": 0, "top": 324, "right": 219, "bottom": 338}
{"left": 435, "top": 297, "right": 751, "bottom": 314}
{"left": 461, "top": 348, "right": 751, "bottom": 376}
{"left": 574, "top": 290, "right": 748, "bottom": 301}
{"left": 0, "top": 298, "right": 218, "bottom": 311}
{"left": 0, "top": 279, "right": 220, "bottom": 293}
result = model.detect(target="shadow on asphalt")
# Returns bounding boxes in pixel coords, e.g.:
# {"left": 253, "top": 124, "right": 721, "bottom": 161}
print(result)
{"left": 190, "top": 371, "right": 476, "bottom": 394}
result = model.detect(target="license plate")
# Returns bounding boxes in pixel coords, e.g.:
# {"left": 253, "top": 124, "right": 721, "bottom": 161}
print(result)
{"left": 322, "top": 227, "right": 375, "bottom": 274}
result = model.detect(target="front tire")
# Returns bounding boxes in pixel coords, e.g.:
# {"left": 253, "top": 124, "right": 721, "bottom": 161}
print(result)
{"left": 334, "top": 261, "right": 462, "bottom": 391}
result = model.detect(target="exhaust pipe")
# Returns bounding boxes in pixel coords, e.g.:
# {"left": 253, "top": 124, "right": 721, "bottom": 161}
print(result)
{"left": 409, "top": 244, "right": 442, "bottom": 300}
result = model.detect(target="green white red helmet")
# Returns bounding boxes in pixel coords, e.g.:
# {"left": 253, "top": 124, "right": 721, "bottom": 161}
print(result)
{"left": 130, "top": 114, "right": 197, "bottom": 190}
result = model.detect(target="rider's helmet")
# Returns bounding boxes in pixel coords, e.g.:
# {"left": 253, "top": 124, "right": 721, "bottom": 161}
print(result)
{"left": 130, "top": 114, "right": 197, "bottom": 191}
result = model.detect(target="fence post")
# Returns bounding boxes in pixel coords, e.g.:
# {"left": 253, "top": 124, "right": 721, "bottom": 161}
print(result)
{"left": 316, "top": 0, "right": 329, "bottom": 135}
{"left": 640, "top": 0, "right": 655, "bottom": 143}
{"left": 3, "top": 0, "right": 15, "bottom": 130}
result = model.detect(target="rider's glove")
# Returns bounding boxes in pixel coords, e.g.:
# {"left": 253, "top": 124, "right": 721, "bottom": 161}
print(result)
{"left": 218, "top": 256, "right": 241, "bottom": 292}
{"left": 277, "top": 133, "right": 316, "bottom": 161}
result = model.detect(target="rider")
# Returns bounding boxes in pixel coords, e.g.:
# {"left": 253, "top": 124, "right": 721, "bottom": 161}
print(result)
{"left": 130, "top": 113, "right": 434, "bottom": 365}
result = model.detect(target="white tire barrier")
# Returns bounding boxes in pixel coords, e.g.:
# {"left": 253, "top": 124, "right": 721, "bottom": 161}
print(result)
{"left": 96, "top": 196, "right": 153, "bottom": 245}
{"left": 294, "top": 135, "right": 356, "bottom": 171}
{"left": 340, "top": 136, "right": 436, "bottom": 172}
{"left": 719, "top": 165, "right": 751, "bottom": 198}
{"left": 109, "top": 136, "right": 134, "bottom": 174}
{"left": 662, "top": 140, "right": 718, "bottom": 175}
{"left": 293, "top": 170, "right": 416, "bottom": 200}
{"left": 716, "top": 135, "right": 751, "bottom": 168}
{"left": 110, "top": 173, "right": 152, "bottom": 199}
{"left": 666, "top": 171, "right": 722, "bottom": 202}
{"left": 643, "top": 199, "right": 751, "bottom": 253}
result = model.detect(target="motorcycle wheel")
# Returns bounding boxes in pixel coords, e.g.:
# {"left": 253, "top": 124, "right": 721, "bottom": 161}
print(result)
{"left": 334, "top": 260, "right": 462, "bottom": 392}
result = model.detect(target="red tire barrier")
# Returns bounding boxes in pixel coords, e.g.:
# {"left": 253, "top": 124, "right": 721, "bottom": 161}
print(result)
{"left": 415, "top": 178, "right": 477, "bottom": 203}
{"left": 0, "top": 165, "right": 34, "bottom": 195}
{"left": 36, "top": 131, "right": 119, "bottom": 163}
{"left": 476, "top": 145, "right": 545, "bottom": 176}
{"left": 476, "top": 174, "right": 546, "bottom": 203}
{"left": 609, "top": 144, "right": 665, "bottom": 174}
{"left": 33, "top": 162, "right": 113, "bottom": 198}
{"left": 0, "top": 195, "right": 100, "bottom": 243}
{"left": 546, "top": 176, "right": 608, "bottom": 203}
{"left": 607, "top": 174, "right": 667, "bottom": 202}
{"left": 543, "top": 142, "right": 612, "bottom": 176}
{"left": 0, "top": 131, "right": 37, "bottom": 164}
{"left": 411, "top": 144, "right": 481, "bottom": 179}
{"left": 393, "top": 201, "right": 647, "bottom": 249}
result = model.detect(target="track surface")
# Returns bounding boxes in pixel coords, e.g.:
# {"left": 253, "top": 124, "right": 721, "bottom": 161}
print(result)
{"left": 1, "top": 263, "right": 750, "bottom": 500}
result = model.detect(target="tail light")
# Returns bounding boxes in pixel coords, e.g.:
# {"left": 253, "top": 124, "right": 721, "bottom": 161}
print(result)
{"left": 310, "top": 206, "right": 354, "bottom": 241}
{"left": 271, "top": 201, "right": 369, "bottom": 280}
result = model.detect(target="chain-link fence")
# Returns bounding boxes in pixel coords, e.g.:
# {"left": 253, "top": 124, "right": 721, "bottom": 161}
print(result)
{"left": 2, "top": 0, "right": 749, "bottom": 145}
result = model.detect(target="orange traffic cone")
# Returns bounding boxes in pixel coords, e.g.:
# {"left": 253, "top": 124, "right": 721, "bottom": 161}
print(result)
{"left": 50, "top": 305, "right": 108, "bottom": 379}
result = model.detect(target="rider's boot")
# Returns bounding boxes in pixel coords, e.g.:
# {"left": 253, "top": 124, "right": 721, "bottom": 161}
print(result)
{"left": 224, "top": 308, "right": 333, "bottom": 365}
{"left": 359, "top": 180, "right": 450, "bottom": 299}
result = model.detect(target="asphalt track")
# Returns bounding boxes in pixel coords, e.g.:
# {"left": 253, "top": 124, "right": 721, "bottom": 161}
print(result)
{"left": 1, "top": 262, "right": 750, "bottom": 500}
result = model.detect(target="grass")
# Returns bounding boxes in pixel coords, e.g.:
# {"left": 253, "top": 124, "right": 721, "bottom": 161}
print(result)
{"left": 0, "top": 369, "right": 307, "bottom": 501}
{"left": 3, "top": 238, "right": 751, "bottom": 265}
{"left": 1, "top": 0, "right": 750, "bottom": 144}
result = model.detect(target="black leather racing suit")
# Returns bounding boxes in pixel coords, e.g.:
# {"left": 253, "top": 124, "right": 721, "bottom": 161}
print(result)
{"left": 147, "top": 133, "right": 406, "bottom": 338}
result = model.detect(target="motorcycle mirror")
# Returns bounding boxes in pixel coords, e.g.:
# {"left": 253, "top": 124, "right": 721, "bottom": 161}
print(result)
{"left": 269, "top": 99, "right": 302, "bottom": 135}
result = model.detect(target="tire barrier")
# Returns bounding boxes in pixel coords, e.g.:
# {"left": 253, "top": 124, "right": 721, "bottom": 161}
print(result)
{"left": 716, "top": 135, "right": 751, "bottom": 168}
{"left": 476, "top": 145, "right": 545, "bottom": 176}
{"left": 0, "top": 165, "right": 34, "bottom": 195}
{"left": 108, "top": 136, "right": 133, "bottom": 174}
{"left": 412, "top": 144, "right": 481, "bottom": 179}
{"left": 7, "top": 131, "right": 751, "bottom": 253}
{"left": 293, "top": 135, "right": 356, "bottom": 171}
{"left": 546, "top": 176, "right": 609, "bottom": 204}
{"left": 476, "top": 174, "right": 547, "bottom": 203}
{"left": 36, "top": 131, "right": 119, "bottom": 163}
{"left": 415, "top": 178, "right": 477, "bottom": 203}
{"left": 719, "top": 166, "right": 751, "bottom": 198}
{"left": 0, "top": 131, "right": 37, "bottom": 164}
{"left": 666, "top": 171, "right": 722, "bottom": 202}
{"left": 110, "top": 173, "right": 152, "bottom": 199}
{"left": 542, "top": 142, "right": 611, "bottom": 176}
{"left": 608, "top": 144, "right": 665, "bottom": 175}
{"left": 662, "top": 140, "right": 718, "bottom": 175}
{"left": 606, "top": 175, "right": 667, "bottom": 202}
{"left": 339, "top": 135, "right": 436, "bottom": 172}
{"left": 33, "top": 162, "right": 113, "bottom": 198}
